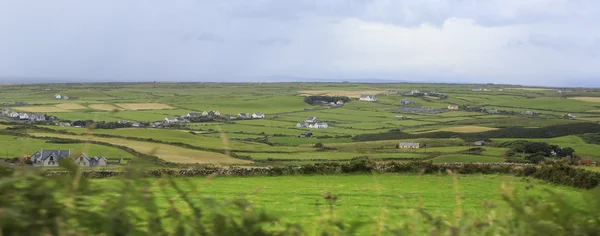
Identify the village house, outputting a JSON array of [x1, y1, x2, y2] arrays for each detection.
[[306, 116, 318, 123], [296, 121, 308, 128], [359, 94, 377, 102], [473, 140, 485, 146], [252, 112, 265, 119], [398, 142, 420, 149], [72, 154, 108, 167], [58, 121, 71, 127], [336, 100, 344, 105], [54, 94, 63, 99], [521, 110, 539, 116], [28, 114, 46, 122], [152, 121, 163, 128], [8, 111, 19, 118], [164, 117, 179, 123], [238, 113, 252, 119], [118, 120, 130, 124], [309, 122, 329, 129], [409, 90, 421, 95], [206, 110, 221, 116], [30, 149, 71, 167], [447, 105, 460, 110], [565, 113, 577, 119], [400, 99, 416, 105], [183, 113, 200, 118], [485, 109, 499, 114], [132, 122, 141, 127], [18, 113, 29, 120], [472, 88, 482, 92]]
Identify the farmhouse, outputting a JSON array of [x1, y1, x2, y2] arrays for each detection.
[[252, 112, 265, 119], [132, 122, 141, 127], [54, 94, 63, 99], [306, 116, 318, 123], [118, 120, 130, 124], [359, 94, 377, 102], [336, 100, 344, 105], [473, 140, 485, 146], [238, 113, 252, 119], [28, 114, 46, 122], [472, 88, 482, 92], [18, 113, 29, 120], [409, 90, 421, 95], [398, 142, 420, 149], [400, 99, 416, 105], [299, 132, 313, 138], [58, 122, 71, 127], [296, 121, 308, 128], [206, 110, 221, 116], [164, 117, 179, 123], [485, 109, 499, 114], [72, 154, 108, 167], [30, 149, 71, 167], [447, 105, 459, 110], [309, 122, 328, 129], [183, 113, 200, 118]]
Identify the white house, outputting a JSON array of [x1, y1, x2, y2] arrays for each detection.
[[409, 90, 421, 95], [183, 113, 200, 118], [54, 94, 63, 99], [359, 94, 377, 102], [296, 121, 308, 128], [164, 117, 179, 123], [72, 154, 108, 167], [18, 113, 29, 120], [309, 122, 328, 129], [252, 112, 265, 119], [132, 122, 141, 127], [238, 113, 252, 119], [306, 116, 318, 123], [30, 149, 71, 167]]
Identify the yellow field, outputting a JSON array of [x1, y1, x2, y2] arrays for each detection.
[[427, 126, 498, 133], [12, 106, 70, 112], [298, 90, 384, 98], [115, 103, 173, 110], [29, 132, 250, 164], [89, 104, 122, 111], [55, 103, 87, 109], [569, 97, 600, 102]]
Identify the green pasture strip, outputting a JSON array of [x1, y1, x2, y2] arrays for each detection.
[[0, 134, 135, 158], [432, 154, 504, 163]]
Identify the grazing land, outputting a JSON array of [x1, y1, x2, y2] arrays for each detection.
[[568, 97, 600, 102], [88, 104, 121, 111], [115, 103, 173, 110]]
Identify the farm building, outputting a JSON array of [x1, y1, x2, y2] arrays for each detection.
[[296, 121, 308, 128], [299, 132, 313, 138], [398, 142, 420, 149], [164, 117, 180, 123], [54, 94, 63, 99], [73, 154, 108, 167], [238, 113, 252, 119], [336, 100, 344, 105], [447, 105, 459, 110], [472, 88, 482, 92], [359, 94, 377, 102], [306, 116, 318, 123], [473, 140, 485, 146], [183, 113, 200, 118], [309, 122, 328, 129], [30, 149, 71, 167], [132, 122, 141, 127], [400, 99, 416, 105], [252, 113, 265, 119]]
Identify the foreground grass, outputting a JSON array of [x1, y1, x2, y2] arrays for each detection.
[[91, 174, 581, 227]]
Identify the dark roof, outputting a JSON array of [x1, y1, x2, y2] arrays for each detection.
[[31, 149, 71, 162]]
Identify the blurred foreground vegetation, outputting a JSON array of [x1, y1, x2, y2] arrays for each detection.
[[1, 160, 600, 235]]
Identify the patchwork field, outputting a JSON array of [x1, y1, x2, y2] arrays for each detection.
[[12, 106, 71, 112], [88, 104, 121, 111], [569, 97, 600, 102], [115, 103, 173, 110], [298, 90, 385, 98], [426, 125, 499, 133], [54, 103, 87, 109]]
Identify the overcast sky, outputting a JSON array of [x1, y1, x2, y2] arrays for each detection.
[[1, 0, 599, 86]]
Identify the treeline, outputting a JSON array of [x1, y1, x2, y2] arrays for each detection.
[[501, 140, 575, 163], [353, 122, 600, 142], [70, 120, 139, 129], [303, 95, 350, 105]]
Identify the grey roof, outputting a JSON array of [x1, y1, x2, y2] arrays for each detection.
[[253, 112, 264, 116], [306, 116, 317, 120], [399, 142, 420, 147], [239, 113, 251, 118], [360, 94, 375, 98], [31, 149, 71, 162]]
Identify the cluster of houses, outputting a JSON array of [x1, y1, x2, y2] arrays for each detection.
[[1, 108, 46, 122], [359, 94, 377, 102], [398, 107, 449, 114], [29, 149, 123, 167], [296, 116, 329, 129], [472, 88, 503, 92], [160, 111, 266, 126], [53, 94, 69, 100], [400, 99, 417, 105], [404, 90, 448, 98]]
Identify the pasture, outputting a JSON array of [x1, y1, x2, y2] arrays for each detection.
[[91, 174, 582, 226]]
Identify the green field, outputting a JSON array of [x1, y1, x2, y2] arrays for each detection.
[[432, 154, 505, 163], [91, 174, 582, 226]]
